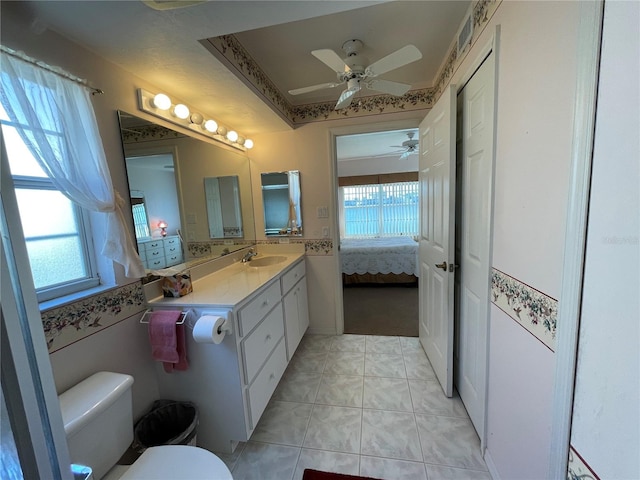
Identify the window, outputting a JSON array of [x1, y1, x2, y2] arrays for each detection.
[[341, 181, 419, 238], [1, 100, 99, 301]]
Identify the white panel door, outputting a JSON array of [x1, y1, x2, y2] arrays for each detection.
[[456, 52, 496, 440], [419, 86, 456, 397]]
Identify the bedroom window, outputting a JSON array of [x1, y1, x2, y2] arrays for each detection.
[[341, 181, 419, 238]]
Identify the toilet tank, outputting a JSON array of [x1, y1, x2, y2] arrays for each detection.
[[59, 372, 135, 480]]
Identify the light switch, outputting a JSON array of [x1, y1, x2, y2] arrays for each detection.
[[322, 227, 330, 238], [317, 206, 329, 218]]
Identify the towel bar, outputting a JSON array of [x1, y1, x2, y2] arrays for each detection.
[[139, 309, 188, 324]]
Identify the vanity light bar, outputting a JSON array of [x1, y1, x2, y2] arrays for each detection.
[[137, 88, 254, 151]]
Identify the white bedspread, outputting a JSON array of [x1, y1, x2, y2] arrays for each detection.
[[340, 237, 419, 276]]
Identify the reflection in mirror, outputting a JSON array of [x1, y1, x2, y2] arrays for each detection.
[[204, 176, 243, 239], [130, 190, 150, 240], [261, 170, 302, 236], [118, 111, 255, 269]]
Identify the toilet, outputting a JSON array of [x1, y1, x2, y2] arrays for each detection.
[[59, 371, 233, 480]]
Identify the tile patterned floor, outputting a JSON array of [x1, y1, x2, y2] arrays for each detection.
[[216, 334, 490, 480]]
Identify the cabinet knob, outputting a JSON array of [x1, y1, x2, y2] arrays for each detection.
[[269, 373, 275, 380], [262, 300, 269, 307], [265, 334, 272, 342]]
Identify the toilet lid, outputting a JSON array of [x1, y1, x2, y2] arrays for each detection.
[[119, 445, 233, 480]]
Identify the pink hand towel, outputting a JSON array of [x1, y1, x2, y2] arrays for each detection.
[[148, 311, 182, 369], [169, 324, 189, 373]]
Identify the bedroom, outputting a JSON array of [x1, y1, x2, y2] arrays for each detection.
[[336, 129, 420, 337]]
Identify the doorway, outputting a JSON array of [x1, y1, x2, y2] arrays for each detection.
[[335, 129, 421, 337]]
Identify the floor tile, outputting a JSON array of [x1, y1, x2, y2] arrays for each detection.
[[426, 464, 493, 480], [360, 455, 428, 480], [403, 351, 437, 380], [330, 334, 366, 352], [315, 374, 363, 407], [363, 377, 412, 412], [364, 353, 406, 378], [214, 441, 246, 472], [272, 371, 322, 403], [303, 405, 362, 454], [298, 335, 334, 353], [232, 441, 300, 480], [365, 335, 402, 354], [323, 351, 365, 376], [293, 449, 360, 480], [361, 410, 422, 461], [251, 401, 313, 446], [399, 336, 423, 353], [409, 380, 468, 417], [415, 414, 486, 471], [286, 350, 328, 374]]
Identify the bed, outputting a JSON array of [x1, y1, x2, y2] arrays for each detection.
[[340, 236, 419, 285]]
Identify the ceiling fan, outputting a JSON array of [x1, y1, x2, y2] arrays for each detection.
[[390, 131, 419, 159], [288, 39, 422, 110]]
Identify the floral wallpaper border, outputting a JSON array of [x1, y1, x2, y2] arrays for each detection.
[[568, 446, 600, 480], [203, 0, 499, 127], [256, 238, 333, 256], [491, 268, 558, 351], [42, 283, 146, 353], [121, 123, 185, 143]]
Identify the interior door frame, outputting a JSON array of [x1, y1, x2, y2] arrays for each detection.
[[329, 119, 423, 335]]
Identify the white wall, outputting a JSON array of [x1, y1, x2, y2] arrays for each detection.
[[337, 154, 418, 177], [570, 2, 640, 477]]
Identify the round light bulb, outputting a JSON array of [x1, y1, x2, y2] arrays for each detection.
[[173, 104, 190, 119], [226, 130, 238, 142], [204, 119, 218, 133], [152, 93, 171, 110], [217, 125, 227, 136], [244, 139, 254, 149], [237, 136, 245, 145], [190, 112, 203, 125]]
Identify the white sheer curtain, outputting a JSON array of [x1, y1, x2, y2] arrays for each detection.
[[0, 51, 145, 278]]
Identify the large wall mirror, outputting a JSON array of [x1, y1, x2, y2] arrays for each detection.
[[118, 111, 255, 267]]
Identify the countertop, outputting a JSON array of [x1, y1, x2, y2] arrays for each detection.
[[148, 251, 305, 308]]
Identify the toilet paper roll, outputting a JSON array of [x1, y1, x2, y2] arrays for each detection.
[[193, 315, 226, 344]]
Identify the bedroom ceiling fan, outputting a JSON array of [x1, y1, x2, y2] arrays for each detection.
[[288, 39, 422, 110], [390, 131, 419, 159]]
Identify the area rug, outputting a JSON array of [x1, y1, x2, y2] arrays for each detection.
[[302, 469, 383, 480]]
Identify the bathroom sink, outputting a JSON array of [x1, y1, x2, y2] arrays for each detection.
[[248, 255, 287, 267]]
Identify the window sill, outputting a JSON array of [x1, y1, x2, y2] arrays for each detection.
[[39, 284, 116, 312]]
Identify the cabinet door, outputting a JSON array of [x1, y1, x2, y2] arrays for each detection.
[[283, 277, 309, 360], [283, 286, 300, 361]]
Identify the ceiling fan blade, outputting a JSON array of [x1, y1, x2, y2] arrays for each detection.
[[334, 86, 358, 110], [366, 79, 411, 97], [312, 49, 351, 74], [288, 82, 341, 95], [365, 44, 422, 77]]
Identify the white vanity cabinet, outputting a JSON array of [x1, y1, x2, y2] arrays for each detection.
[[281, 260, 309, 360], [150, 254, 308, 455]]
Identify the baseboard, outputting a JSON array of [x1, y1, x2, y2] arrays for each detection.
[[484, 448, 500, 480], [306, 327, 337, 336]]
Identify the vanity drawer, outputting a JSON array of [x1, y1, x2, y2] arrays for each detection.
[[242, 304, 284, 384], [164, 243, 182, 256], [165, 253, 183, 266], [247, 338, 287, 430], [146, 257, 167, 270], [164, 236, 180, 247], [144, 240, 163, 251], [146, 246, 164, 260], [238, 281, 281, 336], [281, 260, 305, 294]]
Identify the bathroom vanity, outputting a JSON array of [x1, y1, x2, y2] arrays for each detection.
[[146, 251, 309, 453]]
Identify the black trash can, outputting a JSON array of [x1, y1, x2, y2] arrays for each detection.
[[133, 400, 198, 452]]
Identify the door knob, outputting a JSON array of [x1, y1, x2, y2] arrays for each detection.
[[435, 261, 448, 271]]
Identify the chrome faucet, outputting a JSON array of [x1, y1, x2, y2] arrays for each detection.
[[241, 248, 258, 263]]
